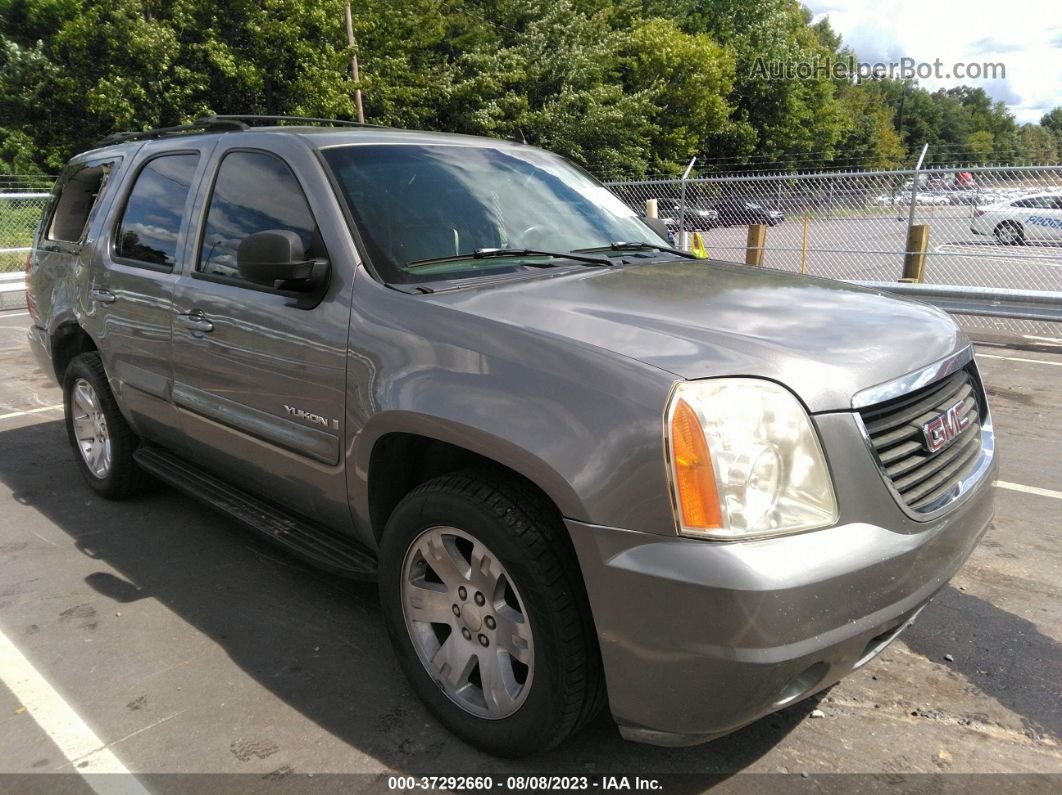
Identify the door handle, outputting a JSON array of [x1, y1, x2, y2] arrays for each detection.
[[177, 311, 214, 333], [90, 288, 117, 305]]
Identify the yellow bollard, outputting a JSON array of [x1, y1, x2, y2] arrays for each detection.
[[745, 224, 766, 266], [902, 224, 930, 283]]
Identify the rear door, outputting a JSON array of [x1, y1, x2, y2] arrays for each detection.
[[168, 136, 353, 529], [85, 140, 215, 445], [1011, 196, 1062, 242]]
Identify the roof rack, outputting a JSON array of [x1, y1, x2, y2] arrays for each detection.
[[93, 114, 380, 148], [94, 118, 246, 147], [207, 114, 384, 129]]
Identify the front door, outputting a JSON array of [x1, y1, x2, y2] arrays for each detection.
[[168, 139, 351, 529]]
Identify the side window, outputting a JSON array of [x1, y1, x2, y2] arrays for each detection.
[[46, 160, 119, 244], [116, 154, 199, 268], [197, 151, 320, 286]]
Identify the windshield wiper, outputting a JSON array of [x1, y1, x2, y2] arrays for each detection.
[[404, 247, 612, 270], [573, 241, 699, 260]]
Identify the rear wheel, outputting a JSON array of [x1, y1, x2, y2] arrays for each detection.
[[994, 221, 1024, 245], [62, 352, 147, 499], [378, 471, 604, 756]]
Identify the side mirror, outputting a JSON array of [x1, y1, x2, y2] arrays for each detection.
[[236, 230, 315, 285]]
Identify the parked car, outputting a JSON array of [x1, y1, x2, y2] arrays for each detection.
[[714, 198, 785, 226], [654, 197, 719, 231], [27, 116, 996, 756], [915, 192, 952, 206], [970, 192, 1062, 244], [886, 192, 952, 207]]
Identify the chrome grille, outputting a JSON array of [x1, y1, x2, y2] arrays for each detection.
[[858, 366, 985, 513]]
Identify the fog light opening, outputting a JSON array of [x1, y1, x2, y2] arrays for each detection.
[[773, 661, 830, 708]]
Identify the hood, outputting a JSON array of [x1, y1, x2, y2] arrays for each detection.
[[424, 260, 968, 413]]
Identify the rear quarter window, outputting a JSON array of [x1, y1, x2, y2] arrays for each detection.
[[45, 160, 120, 244]]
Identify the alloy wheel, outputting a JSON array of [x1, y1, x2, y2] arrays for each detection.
[[401, 526, 534, 719], [71, 378, 112, 478]]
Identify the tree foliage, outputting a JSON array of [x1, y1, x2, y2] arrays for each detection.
[[0, 0, 1057, 176]]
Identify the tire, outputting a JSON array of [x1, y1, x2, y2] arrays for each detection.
[[994, 221, 1024, 245], [62, 351, 147, 499], [378, 470, 605, 756]]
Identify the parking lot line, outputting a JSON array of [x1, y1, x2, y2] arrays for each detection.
[[979, 353, 1062, 367], [0, 311, 29, 317], [0, 404, 62, 421], [996, 480, 1062, 501], [0, 626, 149, 793]]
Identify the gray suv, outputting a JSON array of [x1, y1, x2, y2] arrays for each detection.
[[26, 116, 997, 757]]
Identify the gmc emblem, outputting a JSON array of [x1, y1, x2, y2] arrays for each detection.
[[922, 400, 972, 453]]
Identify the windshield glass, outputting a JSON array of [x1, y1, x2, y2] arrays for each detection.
[[322, 143, 665, 283]]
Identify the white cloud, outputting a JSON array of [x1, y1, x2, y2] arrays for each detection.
[[804, 0, 1062, 124]]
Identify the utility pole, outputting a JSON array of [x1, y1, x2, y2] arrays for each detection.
[[344, 2, 365, 124]]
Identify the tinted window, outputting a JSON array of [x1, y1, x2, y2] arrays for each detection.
[[1012, 197, 1053, 209], [198, 151, 319, 284], [116, 154, 199, 267]]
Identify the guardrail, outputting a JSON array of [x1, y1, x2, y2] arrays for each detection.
[[853, 282, 1062, 323], [0, 272, 25, 293]]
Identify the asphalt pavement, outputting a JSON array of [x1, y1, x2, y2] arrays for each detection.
[[0, 307, 1060, 793], [698, 208, 1062, 291]]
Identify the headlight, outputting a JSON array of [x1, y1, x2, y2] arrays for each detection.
[[664, 379, 838, 540]]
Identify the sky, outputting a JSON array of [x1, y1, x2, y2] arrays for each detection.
[[804, 1, 1061, 124]]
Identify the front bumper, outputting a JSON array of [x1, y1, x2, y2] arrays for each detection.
[[568, 412, 997, 746]]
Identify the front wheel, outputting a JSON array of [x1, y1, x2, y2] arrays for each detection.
[[378, 471, 605, 756]]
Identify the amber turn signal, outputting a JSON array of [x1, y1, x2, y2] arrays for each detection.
[[670, 398, 723, 529]]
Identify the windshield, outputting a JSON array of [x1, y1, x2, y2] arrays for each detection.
[[322, 143, 665, 283]]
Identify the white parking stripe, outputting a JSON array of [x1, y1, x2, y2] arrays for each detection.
[[0, 404, 63, 421], [996, 481, 1062, 501], [0, 627, 150, 793], [0, 311, 30, 317], [978, 353, 1062, 367]]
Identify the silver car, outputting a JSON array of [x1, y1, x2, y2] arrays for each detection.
[[26, 116, 996, 756]]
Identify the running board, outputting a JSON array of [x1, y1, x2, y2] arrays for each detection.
[[133, 446, 378, 580]]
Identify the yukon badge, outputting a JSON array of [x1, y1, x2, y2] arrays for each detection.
[[283, 404, 338, 430], [921, 400, 972, 453]]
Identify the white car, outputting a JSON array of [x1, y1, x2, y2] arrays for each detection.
[[874, 192, 950, 207], [970, 192, 1062, 244]]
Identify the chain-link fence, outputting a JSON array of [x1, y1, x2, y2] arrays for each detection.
[[1, 178, 53, 309], [1, 181, 52, 272], [605, 164, 1062, 336]]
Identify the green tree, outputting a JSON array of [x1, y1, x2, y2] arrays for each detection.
[[966, 130, 994, 164], [1041, 107, 1062, 155], [834, 81, 906, 168], [1017, 124, 1058, 164], [619, 17, 734, 173]]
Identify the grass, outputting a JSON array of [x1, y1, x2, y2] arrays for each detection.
[[0, 201, 48, 272]]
